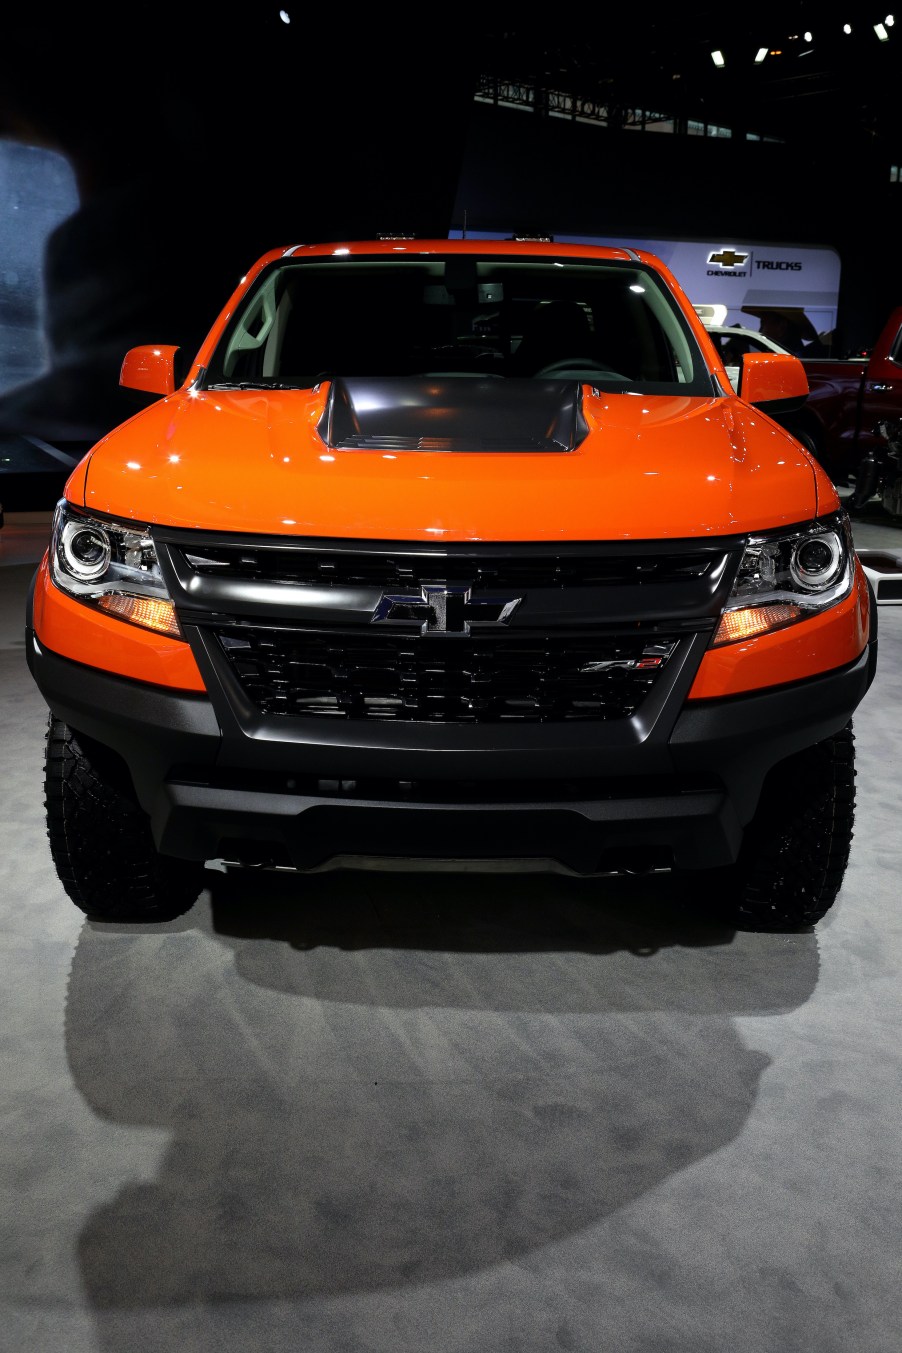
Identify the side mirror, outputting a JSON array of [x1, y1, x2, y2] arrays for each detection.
[[738, 351, 808, 414], [119, 345, 181, 396]]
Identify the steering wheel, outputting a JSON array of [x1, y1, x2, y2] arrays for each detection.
[[533, 357, 628, 380]]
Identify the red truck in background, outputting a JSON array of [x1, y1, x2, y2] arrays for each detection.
[[786, 306, 902, 492]]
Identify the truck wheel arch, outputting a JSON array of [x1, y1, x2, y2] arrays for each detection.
[[790, 420, 822, 458]]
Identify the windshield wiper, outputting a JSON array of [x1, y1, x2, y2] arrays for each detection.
[[205, 381, 306, 391]]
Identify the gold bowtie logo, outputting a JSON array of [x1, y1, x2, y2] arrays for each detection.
[[708, 249, 749, 267]]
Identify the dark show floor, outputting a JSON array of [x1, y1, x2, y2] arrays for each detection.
[[2, 513, 901, 1353]]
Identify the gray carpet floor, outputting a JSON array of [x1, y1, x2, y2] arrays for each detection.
[[1, 511, 901, 1353]]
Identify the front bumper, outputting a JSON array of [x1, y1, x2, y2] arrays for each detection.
[[25, 610, 876, 875]]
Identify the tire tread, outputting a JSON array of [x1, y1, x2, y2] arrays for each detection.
[[722, 722, 857, 932], [44, 716, 203, 922]]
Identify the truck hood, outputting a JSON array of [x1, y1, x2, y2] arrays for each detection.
[[78, 379, 823, 540]]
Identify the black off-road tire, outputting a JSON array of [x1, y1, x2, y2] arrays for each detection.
[[701, 722, 857, 932], [44, 716, 205, 922]]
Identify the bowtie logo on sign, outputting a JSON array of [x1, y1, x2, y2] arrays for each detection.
[[708, 249, 749, 268], [706, 247, 751, 277]]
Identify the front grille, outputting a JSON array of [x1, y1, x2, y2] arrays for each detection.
[[183, 544, 718, 589], [214, 627, 679, 722]]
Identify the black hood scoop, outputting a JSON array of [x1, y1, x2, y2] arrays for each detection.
[[317, 376, 589, 453]]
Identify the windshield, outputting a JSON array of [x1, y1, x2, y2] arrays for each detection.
[[204, 254, 716, 397]]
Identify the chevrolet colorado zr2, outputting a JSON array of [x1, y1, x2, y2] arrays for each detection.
[[25, 238, 878, 931]]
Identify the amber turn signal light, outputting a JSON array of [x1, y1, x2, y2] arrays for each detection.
[[96, 594, 182, 637], [713, 602, 801, 646]]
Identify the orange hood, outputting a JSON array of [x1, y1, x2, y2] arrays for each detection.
[[76, 383, 827, 541]]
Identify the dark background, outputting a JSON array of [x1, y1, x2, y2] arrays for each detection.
[[2, 4, 901, 506]]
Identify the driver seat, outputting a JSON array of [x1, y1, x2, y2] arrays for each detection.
[[512, 299, 595, 375]]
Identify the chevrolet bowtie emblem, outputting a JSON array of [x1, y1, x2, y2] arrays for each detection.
[[372, 584, 522, 635], [708, 249, 749, 267]]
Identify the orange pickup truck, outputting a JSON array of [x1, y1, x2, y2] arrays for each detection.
[[25, 238, 878, 931]]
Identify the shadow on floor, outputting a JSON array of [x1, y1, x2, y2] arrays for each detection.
[[62, 866, 819, 1310]]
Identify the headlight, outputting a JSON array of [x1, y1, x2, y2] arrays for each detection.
[[49, 500, 182, 638], [713, 512, 854, 647]]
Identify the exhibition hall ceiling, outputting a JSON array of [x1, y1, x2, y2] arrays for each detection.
[[480, 7, 902, 149], [1, 6, 899, 161]]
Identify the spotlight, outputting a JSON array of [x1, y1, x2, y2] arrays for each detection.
[[875, 22, 890, 38], [711, 50, 726, 66], [843, 22, 852, 33], [755, 47, 768, 62], [804, 30, 813, 40]]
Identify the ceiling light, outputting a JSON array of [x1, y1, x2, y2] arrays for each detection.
[[279, 8, 291, 21], [875, 21, 890, 38], [804, 30, 813, 40], [755, 47, 768, 62], [843, 23, 852, 33], [886, 14, 895, 25], [711, 50, 726, 67]]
